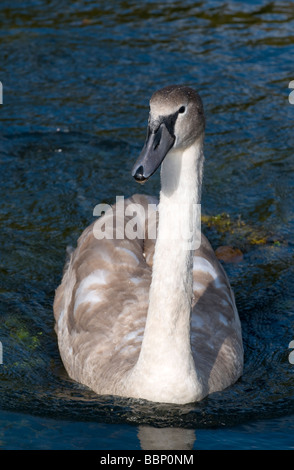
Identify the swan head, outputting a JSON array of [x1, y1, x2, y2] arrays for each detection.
[[132, 85, 205, 183]]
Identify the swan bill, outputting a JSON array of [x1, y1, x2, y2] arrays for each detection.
[[132, 119, 175, 183]]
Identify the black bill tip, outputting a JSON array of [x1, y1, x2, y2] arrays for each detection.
[[133, 165, 148, 183]]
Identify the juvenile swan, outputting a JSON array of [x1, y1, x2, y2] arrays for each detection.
[[54, 85, 243, 404]]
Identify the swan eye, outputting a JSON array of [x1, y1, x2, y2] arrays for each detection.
[[178, 106, 186, 114]]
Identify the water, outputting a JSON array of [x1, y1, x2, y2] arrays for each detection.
[[0, 0, 294, 450]]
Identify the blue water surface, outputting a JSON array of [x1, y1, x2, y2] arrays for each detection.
[[0, 0, 294, 450]]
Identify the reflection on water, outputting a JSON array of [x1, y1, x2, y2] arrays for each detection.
[[0, 0, 294, 449], [138, 426, 196, 450]]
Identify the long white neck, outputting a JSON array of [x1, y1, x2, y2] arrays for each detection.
[[130, 138, 205, 404]]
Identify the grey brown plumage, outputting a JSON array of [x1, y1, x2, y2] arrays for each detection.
[[54, 85, 243, 404]]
